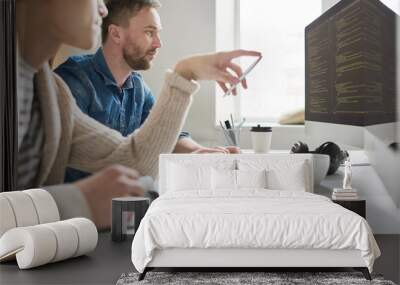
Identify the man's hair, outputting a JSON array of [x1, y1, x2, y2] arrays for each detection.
[[102, 0, 161, 44]]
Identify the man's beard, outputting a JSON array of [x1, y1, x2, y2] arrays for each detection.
[[122, 44, 153, 70]]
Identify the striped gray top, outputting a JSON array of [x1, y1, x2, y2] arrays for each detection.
[[17, 58, 44, 190]]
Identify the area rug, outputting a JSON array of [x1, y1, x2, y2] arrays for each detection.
[[116, 271, 396, 285]]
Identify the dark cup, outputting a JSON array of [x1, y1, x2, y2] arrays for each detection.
[[111, 197, 149, 242]]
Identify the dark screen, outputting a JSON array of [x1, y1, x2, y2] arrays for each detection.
[[305, 0, 397, 126]]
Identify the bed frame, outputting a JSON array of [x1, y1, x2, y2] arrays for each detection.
[[137, 154, 372, 281], [138, 248, 371, 280]]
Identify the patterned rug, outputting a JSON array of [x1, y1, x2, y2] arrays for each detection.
[[116, 271, 396, 285]]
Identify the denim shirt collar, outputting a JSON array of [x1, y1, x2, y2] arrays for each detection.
[[92, 48, 134, 90]]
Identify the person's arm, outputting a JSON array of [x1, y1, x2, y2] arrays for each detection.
[[173, 137, 203, 153], [141, 84, 198, 154], [60, 50, 260, 178], [44, 165, 144, 229], [57, 70, 198, 178], [49, 50, 259, 229], [173, 137, 241, 154], [44, 184, 92, 220]]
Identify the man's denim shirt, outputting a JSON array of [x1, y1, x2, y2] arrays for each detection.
[[55, 48, 189, 183]]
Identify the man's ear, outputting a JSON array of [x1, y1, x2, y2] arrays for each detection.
[[108, 24, 124, 45]]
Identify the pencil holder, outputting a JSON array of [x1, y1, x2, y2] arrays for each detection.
[[220, 127, 241, 147]]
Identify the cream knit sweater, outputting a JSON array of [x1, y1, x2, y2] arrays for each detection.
[[36, 63, 198, 185], [33, 63, 199, 219]]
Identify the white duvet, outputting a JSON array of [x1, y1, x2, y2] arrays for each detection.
[[131, 190, 380, 273]]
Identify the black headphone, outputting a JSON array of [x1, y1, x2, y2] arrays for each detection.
[[291, 141, 349, 175]]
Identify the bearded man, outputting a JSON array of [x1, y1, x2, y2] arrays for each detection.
[[55, 0, 239, 184]]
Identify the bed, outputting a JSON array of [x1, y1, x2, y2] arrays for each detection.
[[131, 154, 380, 281]]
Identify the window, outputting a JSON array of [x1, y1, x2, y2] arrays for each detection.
[[216, 0, 322, 124]]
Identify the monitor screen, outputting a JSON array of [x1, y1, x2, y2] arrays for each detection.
[[305, 0, 400, 207], [304, 0, 398, 149], [305, 0, 397, 127]]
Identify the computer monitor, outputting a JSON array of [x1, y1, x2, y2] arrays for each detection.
[[304, 0, 397, 149], [305, 0, 399, 207]]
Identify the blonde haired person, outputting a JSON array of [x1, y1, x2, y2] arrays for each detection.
[[16, 0, 261, 228]]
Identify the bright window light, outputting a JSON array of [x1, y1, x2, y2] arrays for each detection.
[[216, 0, 322, 124], [239, 0, 322, 123]]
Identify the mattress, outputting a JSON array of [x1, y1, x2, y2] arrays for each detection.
[[131, 190, 380, 273]]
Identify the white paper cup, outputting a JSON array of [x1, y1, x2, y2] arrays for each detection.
[[250, 125, 272, 153]]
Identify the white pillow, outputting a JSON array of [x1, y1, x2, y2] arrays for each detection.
[[211, 169, 268, 190], [167, 162, 212, 192], [236, 169, 267, 189], [211, 168, 236, 190], [238, 158, 312, 192], [266, 161, 309, 191]]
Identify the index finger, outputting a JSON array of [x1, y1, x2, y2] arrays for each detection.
[[227, 49, 262, 60]]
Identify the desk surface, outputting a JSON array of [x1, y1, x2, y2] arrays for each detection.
[[0, 232, 133, 285]]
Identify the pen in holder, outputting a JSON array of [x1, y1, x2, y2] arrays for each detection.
[[219, 120, 241, 147]]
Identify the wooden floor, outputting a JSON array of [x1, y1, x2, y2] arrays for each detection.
[[373, 235, 400, 284]]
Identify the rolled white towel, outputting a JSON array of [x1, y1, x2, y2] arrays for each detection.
[[65, 218, 98, 257], [42, 221, 79, 262], [23, 189, 60, 224], [0, 225, 57, 269], [0, 196, 17, 237], [0, 189, 60, 238], [0, 218, 97, 269], [0, 191, 39, 227]]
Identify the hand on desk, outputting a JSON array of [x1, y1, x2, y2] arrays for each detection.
[[74, 165, 144, 229]]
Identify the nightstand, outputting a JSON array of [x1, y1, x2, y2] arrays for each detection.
[[332, 199, 366, 218]]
